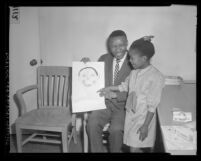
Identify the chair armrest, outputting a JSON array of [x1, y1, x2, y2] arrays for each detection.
[[16, 84, 38, 116]]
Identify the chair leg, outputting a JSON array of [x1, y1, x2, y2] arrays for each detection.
[[61, 129, 68, 153], [16, 125, 22, 153], [83, 114, 88, 153]]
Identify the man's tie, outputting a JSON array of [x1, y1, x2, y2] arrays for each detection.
[[113, 59, 120, 84]]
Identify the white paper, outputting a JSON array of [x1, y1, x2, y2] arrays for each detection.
[[165, 76, 183, 85], [173, 111, 192, 122], [161, 125, 197, 150], [72, 62, 106, 113], [183, 121, 196, 130]]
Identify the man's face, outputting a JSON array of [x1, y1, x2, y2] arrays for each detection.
[[108, 36, 128, 60]]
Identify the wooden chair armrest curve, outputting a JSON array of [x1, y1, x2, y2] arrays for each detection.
[[16, 85, 38, 116]]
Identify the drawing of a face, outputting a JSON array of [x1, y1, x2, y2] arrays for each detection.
[[78, 67, 99, 87]]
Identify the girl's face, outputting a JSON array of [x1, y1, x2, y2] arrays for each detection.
[[129, 49, 147, 69]]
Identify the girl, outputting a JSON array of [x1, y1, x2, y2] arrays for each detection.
[[98, 36, 165, 153]]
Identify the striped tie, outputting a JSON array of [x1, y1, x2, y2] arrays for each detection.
[[113, 59, 120, 84]]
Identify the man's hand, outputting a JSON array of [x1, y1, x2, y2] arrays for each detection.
[[143, 35, 154, 42], [137, 124, 149, 142], [81, 57, 91, 63]]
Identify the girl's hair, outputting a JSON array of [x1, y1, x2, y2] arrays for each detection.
[[129, 37, 155, 60]]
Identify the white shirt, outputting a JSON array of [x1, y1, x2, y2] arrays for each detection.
[[112, 52, 128, 84]]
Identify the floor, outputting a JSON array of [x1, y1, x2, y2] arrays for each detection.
[[10, 133, 83, 153], [9, 113, 165, 153], [10, 133, 131, 153], [10, 130, 164, 153]]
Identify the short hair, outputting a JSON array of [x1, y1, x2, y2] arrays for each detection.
[[129, 38, 155, 60], [108, 30, 127, 40]]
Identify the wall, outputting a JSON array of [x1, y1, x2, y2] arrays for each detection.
[[9, 5, 196, 133], [9, 7, 40, 133], [39, 5, 196, 80]]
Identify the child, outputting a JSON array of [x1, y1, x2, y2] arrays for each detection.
[[98, 36, 165, 153]]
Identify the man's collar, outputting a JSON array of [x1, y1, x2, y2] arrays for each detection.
[[114, 51, 128, 62]]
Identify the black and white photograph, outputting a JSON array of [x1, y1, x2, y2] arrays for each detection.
[[7, 5, 196, 155]]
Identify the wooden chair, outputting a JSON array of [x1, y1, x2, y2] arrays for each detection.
[[15, 66, 77, 153]]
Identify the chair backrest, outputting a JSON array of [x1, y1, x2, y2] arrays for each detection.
[[37, 66, 72, 109]]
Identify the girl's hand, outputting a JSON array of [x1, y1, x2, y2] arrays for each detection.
[[137, 124, 149, 142], [97, 87, 111, 94], [97, 87, 117, 99]]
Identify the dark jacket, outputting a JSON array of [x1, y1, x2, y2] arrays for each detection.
[[98, 53, 132, 110]]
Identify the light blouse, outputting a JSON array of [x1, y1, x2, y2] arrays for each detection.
[[118, 65, 165, 147]]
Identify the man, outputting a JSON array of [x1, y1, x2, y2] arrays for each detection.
[[83, 30, 132, 152]]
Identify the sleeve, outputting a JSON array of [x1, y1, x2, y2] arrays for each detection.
[[116, 91, 128, 102], [118, 74, 131, 92], [146, 74, 165, 113], [98, 55, 104, 62]]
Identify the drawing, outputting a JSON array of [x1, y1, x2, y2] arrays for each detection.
[[161, 125, 196, 151], [72, 62, 106, 113], [78, 67, 99, 87]]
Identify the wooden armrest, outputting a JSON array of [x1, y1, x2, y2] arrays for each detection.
[[16, 85, 38, 116]]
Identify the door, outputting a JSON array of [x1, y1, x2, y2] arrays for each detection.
[[9, 7, 42, 134]]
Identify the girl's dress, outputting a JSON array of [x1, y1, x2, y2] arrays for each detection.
[[118, 65, 165, 148]]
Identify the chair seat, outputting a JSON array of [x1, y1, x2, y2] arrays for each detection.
[[16, 107, 72, 127]]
